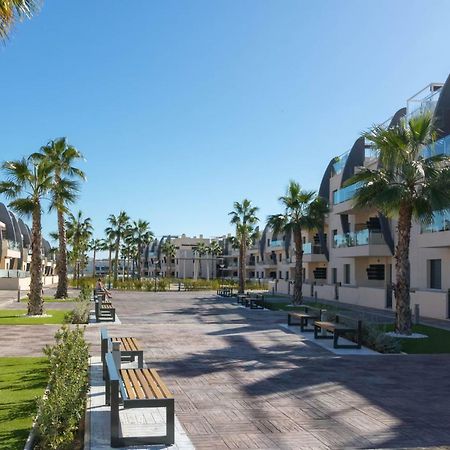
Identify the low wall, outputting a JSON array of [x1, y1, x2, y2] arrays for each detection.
[[302, 283, 313, 297], [0, 276, 58, 291], [314, 284, 336, 301], [409, 290, 448, 320]]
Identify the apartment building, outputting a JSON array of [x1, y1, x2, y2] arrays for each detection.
[[221, 75, 450, 320], [0, 201, 56, 287], [142, 234, 218, 279]]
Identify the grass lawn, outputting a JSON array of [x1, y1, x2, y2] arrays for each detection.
[[0, 357, 48, 450], [20, 296, 76, 303], [0, 310, 66, 325], [383, 324, 450, 354]]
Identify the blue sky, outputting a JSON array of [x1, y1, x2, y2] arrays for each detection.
[[1, 0, 449, 243]]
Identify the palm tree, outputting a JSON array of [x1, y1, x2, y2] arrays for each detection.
[[208, 240, 222, 280], [34, 138, 85, 299], [267, 181, 328, 305], [229, 199, 259, 293], [107, 211, 130, 282], [350, 113, 450, 334], [0, 156, 53, 315], [161, 240, 176, 278], [104, 227, 116, 285], [66, 211, 93, 283], [89, 238, 103, 278], [194, 242, 208, 279], [130, 220, 153, 280], [0, 0, 40, 40]]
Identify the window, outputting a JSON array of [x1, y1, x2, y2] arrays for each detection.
[[278, 253, 282, 262], [332, 268, 337, 284], [344, 264, 350, 284], [285, 271, 289, 280], [302, 268, 306, 281], [267, 239, 270, 246], [256, 256, 259, 263], [279, 271, 282, 279], [428, 259, 442, 289]]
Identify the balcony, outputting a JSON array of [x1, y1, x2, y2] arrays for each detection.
[[269, 240, 284, 248], [418, 209, 450, 247], [1, 240, 21, 259], [421, 134, 450, 158], [332, 151, 349, 176], [332, 229, 391, 257], [332, 182, 363, 214], [303, 242, 326, 263]]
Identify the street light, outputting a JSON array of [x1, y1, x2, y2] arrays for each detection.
[[219, 263, 225, 287]]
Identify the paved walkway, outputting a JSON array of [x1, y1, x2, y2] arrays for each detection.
[[2, 290, 450, 449]]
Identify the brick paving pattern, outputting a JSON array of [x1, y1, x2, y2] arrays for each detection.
[[1, 289, 450, 448]]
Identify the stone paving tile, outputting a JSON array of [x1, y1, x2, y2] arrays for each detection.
[[2, 289, 450, 449]]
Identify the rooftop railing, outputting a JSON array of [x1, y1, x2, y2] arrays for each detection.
[[332, 151, 349, 175], [333, 229, 385, 248], [0, 269, 30, 278]]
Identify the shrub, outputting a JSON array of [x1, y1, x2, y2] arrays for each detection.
[[36, 326, 89, 450], [361, 324, 401, 353], [64, 302, 90, 324]]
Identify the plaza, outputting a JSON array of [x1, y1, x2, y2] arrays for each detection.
[[1, 289, 449, 449]]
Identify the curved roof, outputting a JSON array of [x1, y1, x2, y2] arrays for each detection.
[[0, 202, 19, 243], [433, 73, 450, 139], [18, 219, 31, 247]]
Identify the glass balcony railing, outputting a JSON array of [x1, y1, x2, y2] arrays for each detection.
[[333, 182, 363, 205], [303, 243, 323, 254], [332, 152, 349, 175], [421, 134, 450, 159], [269, 240, 284, 248], [421, 210, 450, 233], [7, 240, 21, 251], [406, 85, 442, 122], [333, 229, 385, 248], [0, 269, 30, 278]]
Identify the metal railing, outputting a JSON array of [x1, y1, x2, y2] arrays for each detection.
[[0, 269, 30, 278]]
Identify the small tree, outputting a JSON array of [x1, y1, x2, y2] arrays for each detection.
[[350, 113, 450, 334], [161, 240, 176, 278], [229, 199, 259, 293], [194, 242, 208, 279], [107, 211, 130, 282]]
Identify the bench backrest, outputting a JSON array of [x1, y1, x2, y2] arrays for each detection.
[[101, 327, 109, 342], [105, 352, 127, 400]]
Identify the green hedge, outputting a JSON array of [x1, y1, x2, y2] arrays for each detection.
[[36, 326, 89, 449]]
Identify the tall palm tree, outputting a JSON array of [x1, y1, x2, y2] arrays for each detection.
[[0, 0, 40, 40], [0, 156, 53, 315], [209, 240, 223, 279], [267, 181, 328, 305], [229, 199, 259, 293], [34, 138, 85, 299], [130, 220, 153, 280], [104, 227, 116, 285], [66, 211, 92, 283], [161, 240, 176, 278], [107, 211, 129, 282], [350, 113, 450, 334], [89, 238, 103, 278], [194, 242, 208, 279]]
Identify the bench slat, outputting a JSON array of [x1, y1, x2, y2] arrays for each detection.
[[142, 369, 167, 399], [128, 369, 147, 400], [120, 369, 136, 400], [129, 338, 139, 352], [134, 369, 155, 399], [148, 368, 172, 399]]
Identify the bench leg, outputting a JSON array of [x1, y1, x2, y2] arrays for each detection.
[[110, 380, 121, 447], [138, 352, 144, 368], [288, 314, 292, 326], [333, 332, 339, 349], [166, 398, 175, 445]]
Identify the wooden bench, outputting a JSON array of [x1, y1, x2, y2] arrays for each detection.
[[287, 306, 324, 332], [105, 347, 175, 447], [95, 299, 116, 322], [236, 294, 248, 305], [245, 293, 265, 309], [217, 287, 233, 297], [101, 328, 144, 378], [314, 314, 362, 349]]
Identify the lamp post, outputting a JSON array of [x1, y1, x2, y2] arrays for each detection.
[[219, 264, 225, 287]]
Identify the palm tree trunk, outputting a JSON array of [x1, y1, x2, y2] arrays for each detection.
[[28, 203, 44, 315], [199, 257, 202, 278], [55, 207, 68, 299], [114, 239, 119, 282], [92, 248, 97, 278], [293, 228, 303, 305], [394, 204, 413, 334], [137, 243, 142, 280], [238, 242, 245, 293], [206, 255, 210, 281], [108, 247, 112, 283]]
